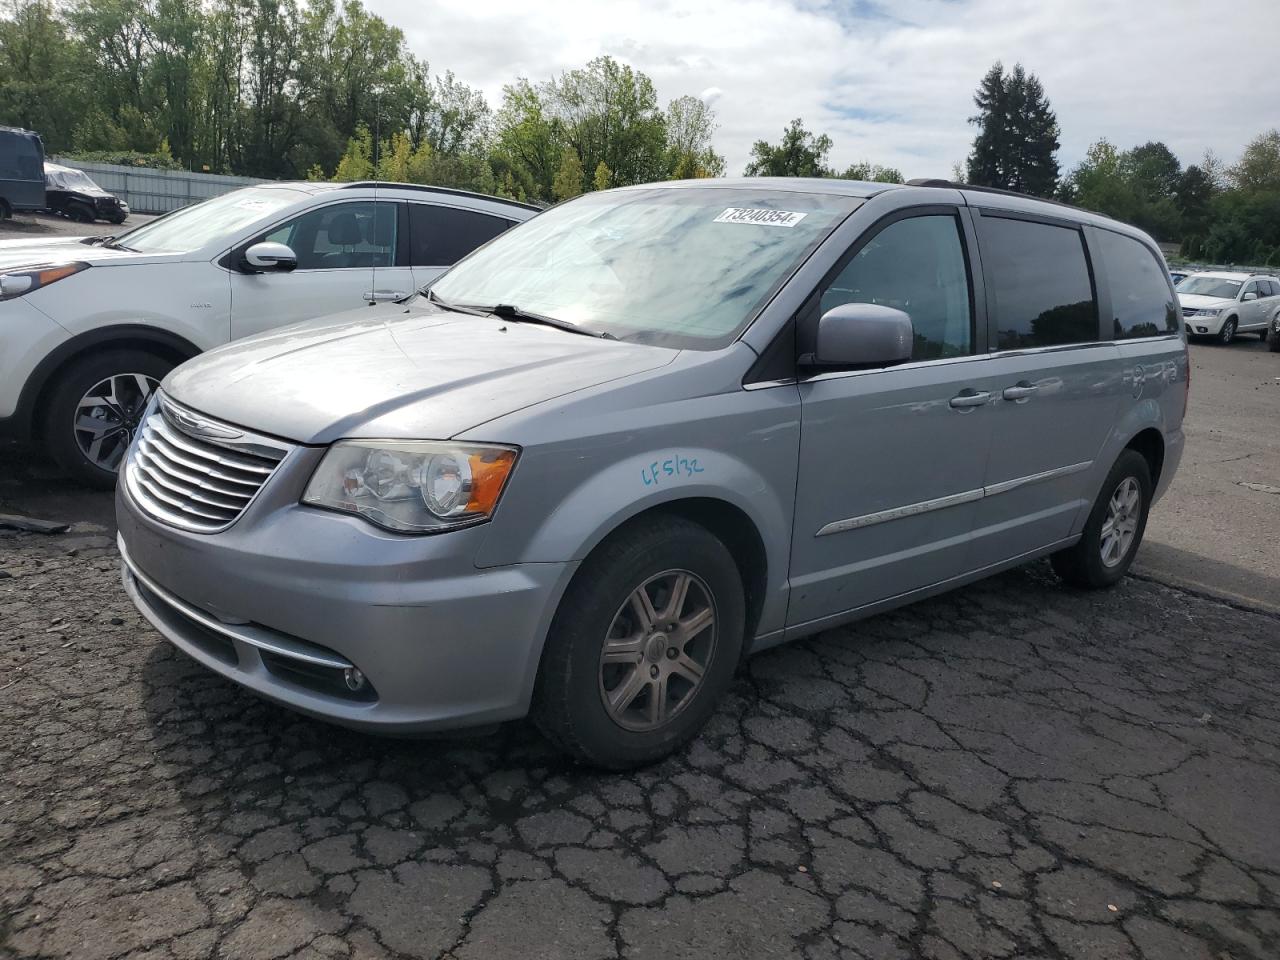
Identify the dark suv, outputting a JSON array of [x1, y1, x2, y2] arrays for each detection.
[[44, 163, 129, 224]]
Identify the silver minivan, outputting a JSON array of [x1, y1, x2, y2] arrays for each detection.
[[116, 178, 1187, 769]]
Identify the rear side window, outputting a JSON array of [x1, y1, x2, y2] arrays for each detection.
[[980, 216, 1098, 350], [1095, 230, 1177, 338], [820, 214, 974, 360], [0, 133, 42, 180], [409, 204, 515, 267]]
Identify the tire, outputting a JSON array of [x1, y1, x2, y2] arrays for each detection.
[[533, 516, 746, 770], [41, 349, 172, 489], [109, 212, 127, 225], [1260, 329, 1271, 342], [1051, 450, 1152, 590], [1269, 328, 1280, 353], [0, 199, 11, 220], [66, 201, 96, 223], [1218, 317, 1237, 344]]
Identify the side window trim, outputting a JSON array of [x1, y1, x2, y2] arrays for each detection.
[[974, 208, 1105, 351], [804, 204, 981, 365]]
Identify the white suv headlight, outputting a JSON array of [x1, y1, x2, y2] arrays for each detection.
[[303, 440, 518, 533]]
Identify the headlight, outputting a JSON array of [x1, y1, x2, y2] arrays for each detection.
[[0, 261, 89, 301], [302, 440, 518, 533], [1197, 307, 1220, 317]]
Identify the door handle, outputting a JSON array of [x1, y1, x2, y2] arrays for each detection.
[[1002, 381, 1039, 402], [364, 290, 407, 302], [949, 390, 992, 409]]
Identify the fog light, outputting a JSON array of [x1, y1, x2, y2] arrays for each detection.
[[343, 667, 367, 692], [1197, 326, 1207, 333]]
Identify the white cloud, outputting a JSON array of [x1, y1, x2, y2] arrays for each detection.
[[369, 0, 1279, 178]]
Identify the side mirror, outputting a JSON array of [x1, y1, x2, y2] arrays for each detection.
[[244, 241, 297, 272], [1242, 291, 1258, 301], [809, 302, 913, 369]]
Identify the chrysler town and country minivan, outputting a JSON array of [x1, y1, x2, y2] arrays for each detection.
[[116, 178, 1187, 769]]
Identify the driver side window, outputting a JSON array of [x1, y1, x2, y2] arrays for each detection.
[[820, 214, 974, 361], [1242, 281, 1258, 300], [256, 201, 399, 271]]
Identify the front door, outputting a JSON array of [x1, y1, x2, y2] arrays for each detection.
[[788, 209, 998, 629], [228, 200, 409, 340]]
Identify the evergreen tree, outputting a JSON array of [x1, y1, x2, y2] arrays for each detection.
[[966, 62, 1059, 197], [592, 160, 611, 191], [552, 146, 584, 201]]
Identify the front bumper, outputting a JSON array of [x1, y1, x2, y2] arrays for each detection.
[[117, 470, 576, 734], [1182, 312, 1225, 335]]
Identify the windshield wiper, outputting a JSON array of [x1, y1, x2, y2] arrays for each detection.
[[424, 288, 489, 316], [102, 239, 138, 252], [489, 303, 615, 339]]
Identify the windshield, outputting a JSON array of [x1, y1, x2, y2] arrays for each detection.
[[47, 169, 102, 191], [113, 186, 305, 253], [429, 187, 859, 348], [1177, 276, 1242, 299]]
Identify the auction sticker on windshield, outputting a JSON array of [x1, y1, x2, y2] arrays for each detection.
[[714, 207, 808, 227]]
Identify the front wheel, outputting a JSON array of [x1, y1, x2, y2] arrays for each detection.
[[533, 516, 746, 769], [1269, 327, 1280, 353], [1051, 450, 1152, 589], [1218, 318, 1237, 344], [66, 201, 96, 223], [42, 349, 172, 488]]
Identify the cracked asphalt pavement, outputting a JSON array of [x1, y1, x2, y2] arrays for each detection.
[[2, 341, 1279, 959], [3, 525, 1279, 959]]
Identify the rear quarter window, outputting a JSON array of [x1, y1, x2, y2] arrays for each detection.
[[409, 204, 516, 267], [1095, 230, 1178, 338], [979, 215, 1099, 350]]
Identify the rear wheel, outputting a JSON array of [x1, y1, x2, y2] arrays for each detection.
[[1218, 317, 1237, 344], [42, 349, 171, 488], [533, 516, 745, 769], [66, 201, 95, 223], [1051, 450, 1152, 589]]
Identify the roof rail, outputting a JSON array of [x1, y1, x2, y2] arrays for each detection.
[[337, 181, 542, 212], [905, 178, 1104, 219]]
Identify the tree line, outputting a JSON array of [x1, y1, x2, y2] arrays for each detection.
[[1, 0, 1276, 258]]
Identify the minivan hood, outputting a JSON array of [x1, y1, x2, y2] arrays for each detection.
[[164, 303, 679, 444], [1177, 293, 1234, 310]]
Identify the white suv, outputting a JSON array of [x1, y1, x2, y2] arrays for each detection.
[[0, 181, 536, 484], [1177, 271, 1280, 344]]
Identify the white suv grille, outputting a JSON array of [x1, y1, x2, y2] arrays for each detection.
[[124, 395, 292, 533]]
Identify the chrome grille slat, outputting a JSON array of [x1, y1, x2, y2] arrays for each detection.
[[124, 393, 293, 534], [136, 442, 258, 498], [133, 450, 250, 512], [143, 434, 264, 489], [148, 416, 278, 474]]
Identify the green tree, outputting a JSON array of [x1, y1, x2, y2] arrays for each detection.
[[552, 145, 584, 200], [1230, 129, 1280, 193], [665, 94, 725, 179], [744, 118, 832, 177], [0, 0, 81, 151], [966, 62, 1059, 197], [838, 160, 903, 183], [592, 159, 610, 191], [491, 79, 564, 202], [1175, 164, 1215, 237]]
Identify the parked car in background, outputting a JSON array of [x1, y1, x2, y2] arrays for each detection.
[[1177, 271, 1280, 343], [116, 178, 1186, 769], [0, 181, 537, 485], [44, 162, 129, 224], [0, 126, 46, 220]]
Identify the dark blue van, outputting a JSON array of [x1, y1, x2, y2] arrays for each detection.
[[0, 126, 46, 219]]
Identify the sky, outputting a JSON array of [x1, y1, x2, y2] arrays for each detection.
[[368, 0, 1279, 179]]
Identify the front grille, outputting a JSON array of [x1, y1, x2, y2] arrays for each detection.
[[125, 395, 291, 533]]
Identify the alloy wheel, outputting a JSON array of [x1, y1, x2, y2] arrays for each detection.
[[1099, 476, 1141, 568], [73, 373, 158, 472], [1220, 319, 1236, 344], [598, 569, 717, 732]]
